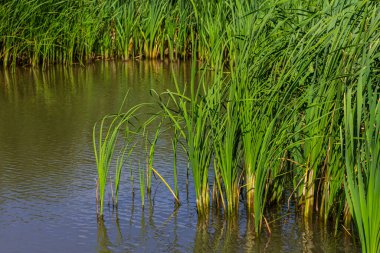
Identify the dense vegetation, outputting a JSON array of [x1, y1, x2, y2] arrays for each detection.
[[1, 0, 226, 66], [92, 1, 379, 252], [2, 0, 378, 251]]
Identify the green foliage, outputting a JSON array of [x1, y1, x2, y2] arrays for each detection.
[[157, 58, 213, 216], [93, 103, 144, 218], [85, 1, 380, 250], [146, 122, 161, 194], [139, 163, 145, 209], [343, 45, 380, 253]]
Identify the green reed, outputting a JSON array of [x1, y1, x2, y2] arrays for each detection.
[[85, 1, 380, 250], [93, 115, 119, 218], [93, 103, 144, 218], [0, 0, 196, 66], [212, 104, 241, 217], [172, 129, 179, 202], [343, 45, 380, 253], [210, 80, 241, 217], [139, 162, 145, 209], [157, 58, 213, 216], [146, 123, 161, 194], [113, 144, 134, 208]]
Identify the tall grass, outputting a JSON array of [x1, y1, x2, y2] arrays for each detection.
[[172, 129, 179, 203], [113, 144, 134, 207], [93, 103, 144, 218], [342, 44, 380, 253], [139, 162, 145, 209], [0, 0, 197, 66], [84, 0, 380, 250], [146, 123, 161, 194], [212, 101, 241, 217], [158, 60, 213, 216]]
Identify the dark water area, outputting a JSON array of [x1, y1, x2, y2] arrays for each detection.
[[0, 62, 358, 252]]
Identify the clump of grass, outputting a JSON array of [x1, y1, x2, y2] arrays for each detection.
[[93, 103, 144, 219], [90, 2, 380, 251], [93, 114, 120, 219], [213, 111, 241, 217], [342, 59, 380, 253], [211, 82, 241, 217], [157, 58, 213, 216]]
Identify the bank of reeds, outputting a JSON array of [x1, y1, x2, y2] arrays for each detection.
[[84, 0, 379, 250], [0, 0, 194, 66]]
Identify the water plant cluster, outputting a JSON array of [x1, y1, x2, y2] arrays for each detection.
[[9, 0, 376, 251], [92, 2, 379, 252], [1, 0, 232, 67]]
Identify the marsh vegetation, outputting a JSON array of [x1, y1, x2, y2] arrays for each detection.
[[1, 0, 379, 252], [90, 1, 379, 252]]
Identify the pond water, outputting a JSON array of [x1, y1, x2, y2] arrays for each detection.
[[0, 62, 358, 252]]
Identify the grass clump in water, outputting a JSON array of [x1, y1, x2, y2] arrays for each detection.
[[90, 1, 380, 251]]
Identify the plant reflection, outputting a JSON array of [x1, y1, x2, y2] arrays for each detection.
[[97, 220, 112, 253]]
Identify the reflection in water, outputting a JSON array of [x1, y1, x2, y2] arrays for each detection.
[[223, 219, 241, 253], [245, 216, 257, 252], [97, 220, 112, 253], [302, 218, 315, 252], [0, 61, 190, 200], [193, 213, 241, 253], [194, 218, 211, 252], [0, 62, 359, 253], [170, 207, 180, 251], [114, 216, 124, 247]]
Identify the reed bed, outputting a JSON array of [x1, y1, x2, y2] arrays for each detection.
[[0, 0, 194, 66], [78, 0, 379, 251]]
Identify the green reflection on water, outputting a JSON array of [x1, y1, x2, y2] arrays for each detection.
[[0, 61, 190, 199]]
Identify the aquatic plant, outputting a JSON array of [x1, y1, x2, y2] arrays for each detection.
[[146, 123, 161, 194], [343, 50, 380, 253], [158, 58, 213, 216], [93, 115, 120, 218], [172, 129, 179, 202], [151, 167, 180, 204], [93, 103, 144, 218], [211, 86, 241, 217], [139, 162, 145, 209], [86, 1, 380, 251], [113, 143, 134, 207]]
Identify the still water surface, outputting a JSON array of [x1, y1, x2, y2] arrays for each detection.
[[0, 62, 358, 252]]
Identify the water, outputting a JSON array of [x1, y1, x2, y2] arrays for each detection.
[[0, 62, 358, 252]]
